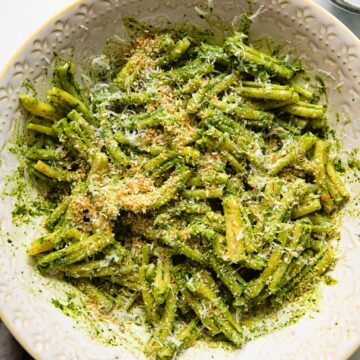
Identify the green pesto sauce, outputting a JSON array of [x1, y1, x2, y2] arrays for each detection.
[[22, 78, 37, 97], [50, 287, 147, 352], [348, 148, 360, 172], [3, 132, 55, 223], [49, 284, 325, 354], [241, 289, 320, 338]]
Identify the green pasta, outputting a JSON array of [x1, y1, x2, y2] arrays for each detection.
[[19, 94, 61, 121], [17, 21, 348, 360]]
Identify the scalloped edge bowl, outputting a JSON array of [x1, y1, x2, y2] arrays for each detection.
[[1, 1, 360, 359]]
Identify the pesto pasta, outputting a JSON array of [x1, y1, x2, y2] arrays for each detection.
[[18, 23, 348, 359]]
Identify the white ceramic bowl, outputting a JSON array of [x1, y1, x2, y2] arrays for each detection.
[[1, 1, 360, 359]]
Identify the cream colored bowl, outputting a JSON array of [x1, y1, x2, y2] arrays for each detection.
[[1, 0, 360, 359]]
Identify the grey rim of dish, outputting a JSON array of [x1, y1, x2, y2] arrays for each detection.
[[330, 0, 360, 13]]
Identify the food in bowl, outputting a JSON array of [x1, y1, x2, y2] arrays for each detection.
[[14, 17, 349, 359]]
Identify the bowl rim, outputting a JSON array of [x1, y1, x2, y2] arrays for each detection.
[[0, 0, 360, 359]]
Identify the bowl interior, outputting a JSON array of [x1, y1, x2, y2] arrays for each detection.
[[1, 1, 360, 359]]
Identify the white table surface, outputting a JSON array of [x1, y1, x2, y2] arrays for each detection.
[[0, 0, 359, 359]]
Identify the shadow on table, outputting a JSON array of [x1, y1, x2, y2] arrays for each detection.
[[329, 3, 360, 37]]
